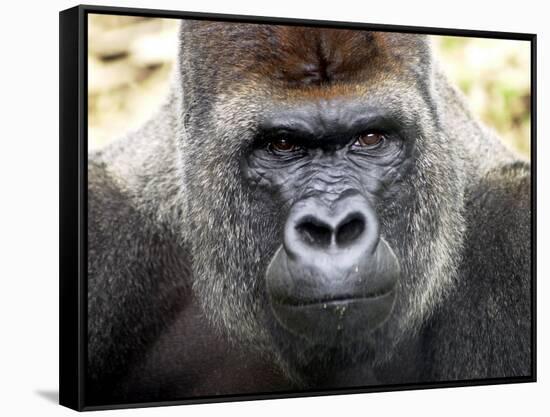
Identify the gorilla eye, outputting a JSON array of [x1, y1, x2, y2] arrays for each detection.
[[353, 132, 385, 148], [269, 138, 298, 153]]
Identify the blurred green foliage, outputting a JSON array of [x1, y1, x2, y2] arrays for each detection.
[[434, 36, 531, 157]]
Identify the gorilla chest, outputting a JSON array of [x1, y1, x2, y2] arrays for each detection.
[[121, 300, 294, 400], [120, 299, 414, 401]]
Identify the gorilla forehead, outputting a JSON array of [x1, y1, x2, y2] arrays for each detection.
[[179, 21, 431, 89]]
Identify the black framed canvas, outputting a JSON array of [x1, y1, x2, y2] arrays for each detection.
[[59, 4, 536, 411]]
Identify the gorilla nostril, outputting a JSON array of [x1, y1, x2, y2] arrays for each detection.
[[336, 214, 365, 247], [295, 217, 332, 248]]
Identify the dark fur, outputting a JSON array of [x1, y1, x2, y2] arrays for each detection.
[[87, 22, 531, 404]]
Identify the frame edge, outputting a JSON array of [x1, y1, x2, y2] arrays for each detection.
[[59, 5, 85, 411]]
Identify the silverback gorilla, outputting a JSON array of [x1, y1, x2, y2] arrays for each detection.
[[87, 21, 532, 404]]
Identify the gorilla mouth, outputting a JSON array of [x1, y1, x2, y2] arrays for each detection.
[[268, 290, 397, 344], [265, 237, 399, 344], [276, 287, 396, 307]]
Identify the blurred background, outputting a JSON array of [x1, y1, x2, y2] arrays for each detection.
[[88, 15, 531, 157]]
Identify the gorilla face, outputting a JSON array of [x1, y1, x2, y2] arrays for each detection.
[[178, 23, 466, 378], [250, 100, 405, 344]]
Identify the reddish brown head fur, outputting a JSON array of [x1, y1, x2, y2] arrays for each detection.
[[180, 21, 429, 96], [256, 27, 383, 86]]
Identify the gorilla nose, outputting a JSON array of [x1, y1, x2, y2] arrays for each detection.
[[295, 212, 365, 249], [285, 193, 379, 260]]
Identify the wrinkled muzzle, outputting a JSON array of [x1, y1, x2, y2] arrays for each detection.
[[266, 192, 400, 344]]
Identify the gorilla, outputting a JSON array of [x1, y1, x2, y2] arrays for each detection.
[[87, 21, 532, 405]]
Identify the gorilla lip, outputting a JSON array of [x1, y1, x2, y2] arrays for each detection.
[[274, 287, 396, 307], [269, 290, 397, 343]]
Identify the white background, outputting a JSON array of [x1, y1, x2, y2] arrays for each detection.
[[0, 0, 547, 415]]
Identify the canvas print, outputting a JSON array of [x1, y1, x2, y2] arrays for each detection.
[[83, 12, 533, 407]]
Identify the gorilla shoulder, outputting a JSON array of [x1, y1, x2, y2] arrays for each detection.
[[425, 160, 532, 380], [87, 156, 191, 400], [469, 161, 531, 264]]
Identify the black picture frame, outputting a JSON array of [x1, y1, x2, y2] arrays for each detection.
[[59, 4, 537, 411]]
